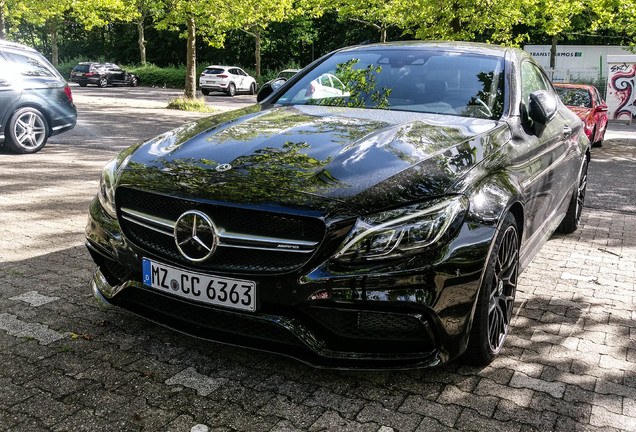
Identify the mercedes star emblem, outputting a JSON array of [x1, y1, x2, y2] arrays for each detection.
[[216, 163, 232, 172], [174, 210, 218, 262]]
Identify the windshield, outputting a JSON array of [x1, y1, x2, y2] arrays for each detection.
[[275, 49, 505, 119], [555, 87, 592, 108]]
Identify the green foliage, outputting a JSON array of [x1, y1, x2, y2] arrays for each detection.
[[127, 63, 204, 88], [166, 96, 213, 112]]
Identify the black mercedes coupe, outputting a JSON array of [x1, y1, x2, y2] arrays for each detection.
[[86, 42, 589, 369]]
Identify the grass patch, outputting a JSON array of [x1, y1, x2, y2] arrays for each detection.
[[166, 96, 213, 112]]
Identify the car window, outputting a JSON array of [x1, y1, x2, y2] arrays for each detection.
[[0, 55, 10, 81], [204, 68, 225, 75], [275, 49, 505, 119], [73, 64, 90, 73], [521, 61, 549, 108], [3, 50, 55, 77], [554, 87, 592, 108]]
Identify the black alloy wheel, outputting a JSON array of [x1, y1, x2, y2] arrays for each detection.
[[250, 83, 256, 95], [201, 89, 210, 96], [465, 213, 519, 365], [558, 158, 588, 233], [130, 76, 138, 87], [98, 77, 108, 88]]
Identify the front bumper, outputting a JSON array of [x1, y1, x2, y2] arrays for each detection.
[[86, 196, 496, 369]]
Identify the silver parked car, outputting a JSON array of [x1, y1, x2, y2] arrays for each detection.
[[199, 65, 257, 97]]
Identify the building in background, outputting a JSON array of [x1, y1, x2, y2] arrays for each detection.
[[524, 45, 633, 83]]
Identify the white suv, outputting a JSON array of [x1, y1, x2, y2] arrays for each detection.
[[199, 66, 257, 97]]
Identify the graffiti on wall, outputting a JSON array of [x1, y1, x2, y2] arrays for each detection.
[[607, 63, 636, 120]]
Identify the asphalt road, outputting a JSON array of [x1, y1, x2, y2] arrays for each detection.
[[0, 88, 635, 431]]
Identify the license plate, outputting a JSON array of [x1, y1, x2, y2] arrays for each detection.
[[142, 258, 256, 312]]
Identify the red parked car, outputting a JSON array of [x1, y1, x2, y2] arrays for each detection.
[[554, 83, 608, 147]]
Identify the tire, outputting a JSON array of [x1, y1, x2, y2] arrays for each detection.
[[249, 83, 256, 95], [557, 158, 588, 234], [98, 77, 108, 88], [5, 107, 49, 154], [464, 213, 519, 366], [129, 76, 138, 87], [227, 83, 236, 97], [201, 89, 210, 96], [79, 83, 88, 87], [592, 127, 604, 148]]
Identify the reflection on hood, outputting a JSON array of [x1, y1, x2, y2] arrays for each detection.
[[121, 105, 507, 213]]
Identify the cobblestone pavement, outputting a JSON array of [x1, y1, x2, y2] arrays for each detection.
[[0, 92, 635, 432]]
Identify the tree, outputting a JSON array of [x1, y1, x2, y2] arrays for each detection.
[[235, 0, 294, 78], [334, 0, 409, 43], [0, 0, 6, 39], [156, 0, 230, 98], [406, 0, 527, 45]]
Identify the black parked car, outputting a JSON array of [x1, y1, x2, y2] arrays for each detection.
[[70, 62, 139, 88], [86, 42, 589, 369], [0, 40, 77, 153]]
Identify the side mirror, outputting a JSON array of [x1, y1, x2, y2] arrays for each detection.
[[256, 78, 287, 103], [528, 90, 557, 125]]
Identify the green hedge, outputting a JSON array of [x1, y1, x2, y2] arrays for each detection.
[[56, 59, 289, 88]]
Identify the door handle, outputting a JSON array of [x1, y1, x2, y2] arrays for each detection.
[[562, 126, 572, 139]]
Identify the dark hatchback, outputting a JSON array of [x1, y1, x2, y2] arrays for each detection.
[[0, 40, 77, 153], [86, 42, 589, 369], [70, 62, 139, 88]]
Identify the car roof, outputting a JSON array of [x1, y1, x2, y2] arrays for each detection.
[[338, 40, 512, 57], [0, 40, 39, 53], [553, 83, 595, 90]]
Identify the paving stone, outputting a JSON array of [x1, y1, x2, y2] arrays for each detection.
[[310, 410, 379, 432], [590, 405, 636, 431], [509, 371, 566, 398], [455, 408, 522, 432], [356, 402, 422, 432], [399, 394, 461, 427], [436, 385, 499, 417]]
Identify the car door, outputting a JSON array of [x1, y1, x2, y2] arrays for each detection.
[[231, 68, 243, 91], [0, 53, 22, 138], [107, 64, 126, 85], [515, 61, 581, 246]]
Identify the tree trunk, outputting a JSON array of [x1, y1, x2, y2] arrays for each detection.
[[0, 0, 6, 40], [50, 22, 58, 67], [137, 17, 146, 65], [254, 28, 261, 79], [380, 26, 387, 43], [184, 13, 197, 99], [550, 34, 558, 69]]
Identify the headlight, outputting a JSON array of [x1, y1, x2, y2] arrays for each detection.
[[333, 195, 469, 262], [97, 145, 139, 218]]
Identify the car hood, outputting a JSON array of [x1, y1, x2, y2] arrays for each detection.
[[120, 104, 508, 214]]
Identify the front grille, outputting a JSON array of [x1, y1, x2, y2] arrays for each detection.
[[116, 188, 326, 273]]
